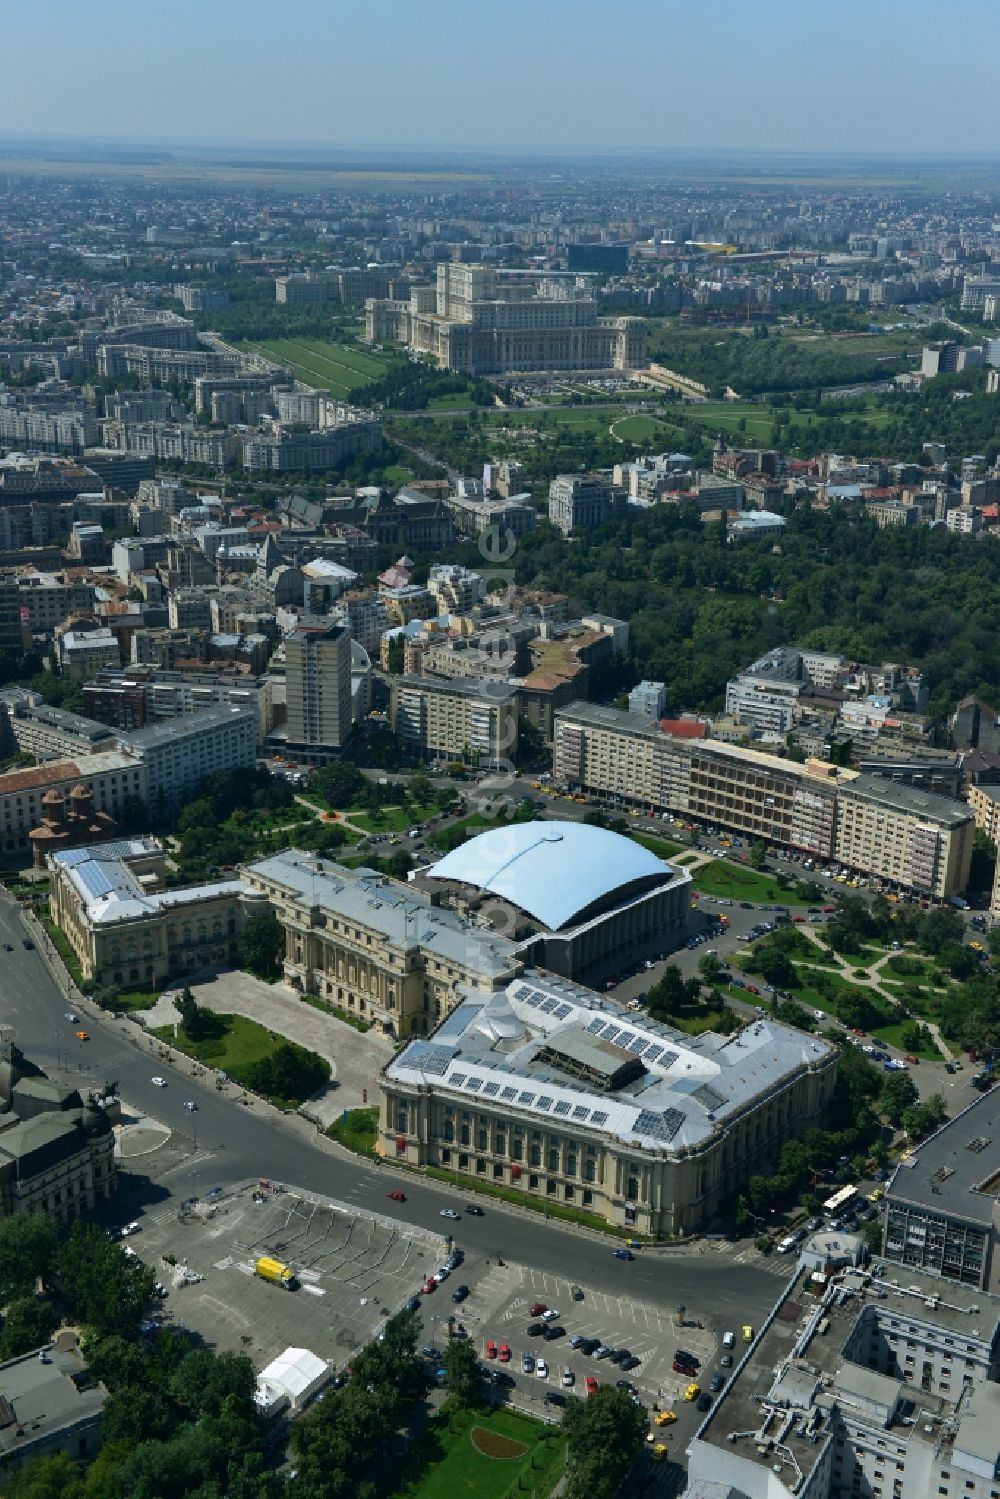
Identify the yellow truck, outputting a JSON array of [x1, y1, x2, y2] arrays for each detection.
[[255, 1256, 297, 1290]]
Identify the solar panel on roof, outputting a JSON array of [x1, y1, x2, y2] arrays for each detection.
[[627, 1036, 647, 1054], [482, 1081, 500, 1097], [572, 1105, 589, 1121], [641, 1044, 663, 1063], [500, 1086, 517, 1102], [450, 1073, 466, 1087], [536, 1095, 553, 1111], [658, 1050, 679, 1068], [590, 1110, 609, 1126], [540, 997, 558, 1013], [633, 1107, 685, 1142], [519, 1091, 535, 1106], [617, 1031, 636, 1048], [553, 1100, 571, 1117], [465, 1077, 483, 1092], [603, 1026, 621, 1045], [692, 1083, 727, 1111], [405, 1044, 453, 1076], [553, 1004, 572, 1020], [586, 1018, 606, 1035]]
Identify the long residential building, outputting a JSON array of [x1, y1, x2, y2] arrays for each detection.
[[390, 674, 519, 768], [115, 705, 257, 810], [554, 702, 975, 897]]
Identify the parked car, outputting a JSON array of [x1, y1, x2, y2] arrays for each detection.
[[522, 1353, 534, 1374], [451, 1285, 469, 1303], [498, 1343, 510, 1363], [529, 1302, 548, 1317], [586, 1375, 598, 1396]]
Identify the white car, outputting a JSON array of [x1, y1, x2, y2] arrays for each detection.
[[433, 1267, 450, 1283], [183, 1101, 197, 1111], [439, 1208, 460, 1220], [151, 1076, 166, 1087], [65, 1011, 78, 1022], [536, 1359, 549, 1379], [121, 1221, 140, 1236], [541, 1308, 560, 1321]]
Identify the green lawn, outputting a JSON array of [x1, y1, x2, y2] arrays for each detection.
[[377, 1405, 565, 1499], [241, 337, 402, 399], [342, 800, 439, 833], [428, 802, 534, 851], [630, 831, 685, 860], [693, 860, 809, 904], [611, 413, 666, 443], [153, 1013, 281, 1070], [328, 1106, 379, 1156]]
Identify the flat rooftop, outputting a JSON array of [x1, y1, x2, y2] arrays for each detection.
[[840, 772, 974, 827], [887, 1090, 1000, 1226], [696, 1258, 999, 1489], [0, 1344, 105, 1457]]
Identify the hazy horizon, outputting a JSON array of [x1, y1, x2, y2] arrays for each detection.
[[3, 0, 998, 157]]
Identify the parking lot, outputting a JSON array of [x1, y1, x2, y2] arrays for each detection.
[[126, 1180, 449, 1369], [453, 1260, 722, 1409]]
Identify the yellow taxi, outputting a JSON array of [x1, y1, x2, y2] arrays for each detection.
[[867, 1188, 884, 1202], [75, 1030, 90, 1042], [742, 1324, 754, 1342], [684, 1383, 701, 1402], [655, 1410, 677, 1426], [650, 1442, 668, 1462]]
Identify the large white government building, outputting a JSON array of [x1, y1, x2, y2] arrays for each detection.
[[381, 974, 837, 1235]]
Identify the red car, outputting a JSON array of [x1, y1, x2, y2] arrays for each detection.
[[387, 1190, 406, 1202], [529, 1302, 548, 1317], [746, 985, 759, 996], [485, 1340, 497, 1359], [586, 1375, 598, 1396], [421, 1279, 436, 1295], [822, 905, 835, 913], [904, 1054, 920, 1064], [498, 1343, 511, 1363], [793, 915, 806, 922]]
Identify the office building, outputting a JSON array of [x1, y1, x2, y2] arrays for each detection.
[[882, 1090, 1000, 1294], [390, 674, 518, 769], [242, 415, 382, 473], [381, 973, 836, 1235], [548, 473, 625, 535], [566, 243, 630, 275], [554, 703, 974, 898], [242, 849, 521, 1038], [687, 1252, 1000, 1499], [49, 837, 252, 985], [447, 492, 538, 539], [117, 706, 256, 810], [284, 623, 353, 764], [421, 819, 691, 979]]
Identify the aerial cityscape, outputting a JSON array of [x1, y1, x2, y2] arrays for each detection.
[[0, 5, 999, 1499]]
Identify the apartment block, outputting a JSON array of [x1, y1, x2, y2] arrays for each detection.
[[56, 628, 121, 682], [554, 703, 974, 897], [15, 571, 97, 632], [283, 623, 353, 763], [833, 777, 974, 902], [390, 674, 518, 769]]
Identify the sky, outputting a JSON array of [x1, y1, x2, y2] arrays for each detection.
[[2, 0, 999, 157]]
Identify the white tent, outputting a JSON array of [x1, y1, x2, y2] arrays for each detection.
[[256, 1347, 328, 1412]]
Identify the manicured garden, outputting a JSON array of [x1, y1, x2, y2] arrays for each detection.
[[693, 860, 810, 904], [153, 1011, 330, 1108], [378, 1405, 565, 1499]]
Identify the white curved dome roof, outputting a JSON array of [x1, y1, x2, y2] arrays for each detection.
[[429, 819, 669, 931]]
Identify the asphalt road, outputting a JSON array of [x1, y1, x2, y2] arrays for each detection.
[[0, 890, 782, 1334]]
